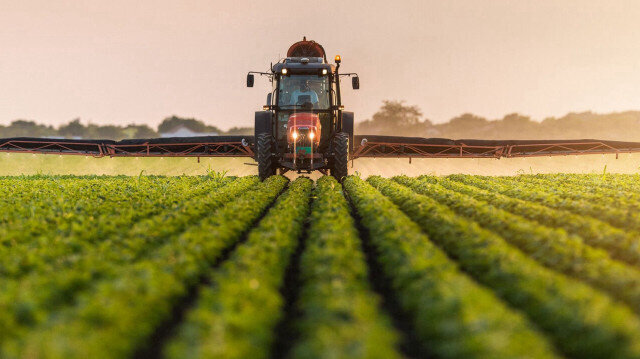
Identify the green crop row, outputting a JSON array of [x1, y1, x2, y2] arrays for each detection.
[[499, 175, 640, 211], [0, 177, 157, 241], [519, 173, 640, 194], [452, 174, 640, 232], [0, 176, 260, 352], [368, 176, 640, 359], [344, 176, 559, 358], [2, 173, 640, 358], [0, 176, 205, 234], [397, 175, 640, 313], [511, 173, 640, 194], [289, 176, 401, 359], [164, 177, 312, 359], [4, 176, 289, 358], [432, 175, 640, 267], [0, 176, 226, 279]]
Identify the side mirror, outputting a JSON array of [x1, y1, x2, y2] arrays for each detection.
[[246, 74, 254, 87], [266, 93, 272, 107], [352, 76, 360, 90]]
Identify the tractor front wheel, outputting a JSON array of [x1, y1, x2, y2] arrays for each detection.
[[257, 133, 276, 180], [331, 132, 349, 181]]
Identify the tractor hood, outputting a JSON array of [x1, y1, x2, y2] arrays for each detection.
[[287, 113, 321, 144]]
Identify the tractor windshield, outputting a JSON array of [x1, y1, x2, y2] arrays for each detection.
[[278, 75, 330, 110]]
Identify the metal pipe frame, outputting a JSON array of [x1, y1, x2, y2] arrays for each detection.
[[351, 142, 503, 159], [107, 142, 254, 158], [0, 140, 106, 157], [1, 138, 639, 161], [350, 140, 640, 160], [0, 140, 254, 158]]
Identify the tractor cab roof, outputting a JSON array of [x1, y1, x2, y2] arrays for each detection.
[[285, 57, 323, 64], [273, 58, 334, 75]]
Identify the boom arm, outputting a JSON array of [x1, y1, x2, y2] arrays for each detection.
[[351, 136, 640, 160], [1, 135, 639, 160], [0, 136, 255, 158]]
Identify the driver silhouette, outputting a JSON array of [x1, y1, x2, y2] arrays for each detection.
[[292, 80, 318, 107]]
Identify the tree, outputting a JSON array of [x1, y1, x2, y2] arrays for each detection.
[[497, 113, 539, 139], [225, 126, 253, 135], [448, 113, 488, 128], [438, 113, 490, 138], [371, 100, 423, 128], [125, 124, 158, 138], [158, 116, 221, 134], [94, 125, 125, 139], [58, 119, 87, 138], [1, 120, 56, 138], [356, 100, 432, 136]]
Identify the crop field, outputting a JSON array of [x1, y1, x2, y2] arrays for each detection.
[[2, 173, 640, 358]]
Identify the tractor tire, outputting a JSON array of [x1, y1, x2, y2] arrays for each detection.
[[257, 133, 276, 180], [331, 132, 349, 181]]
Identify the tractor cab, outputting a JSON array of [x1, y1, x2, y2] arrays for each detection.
[[246, 37, 359, 180]]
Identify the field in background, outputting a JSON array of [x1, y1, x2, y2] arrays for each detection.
[[1, 152, 639, 177]]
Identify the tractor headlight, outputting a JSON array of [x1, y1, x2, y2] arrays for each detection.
[[282, 68, 288, 75], [292, 131, 298, 139], [322, 69, 327, 75], [309, 132, 315, 139]]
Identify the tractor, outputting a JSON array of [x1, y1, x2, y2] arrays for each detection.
[[246, 37, 359, 180]]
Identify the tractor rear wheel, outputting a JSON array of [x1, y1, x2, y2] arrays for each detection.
[[331, 132, 349, 181], [257, 133, 276, 180]]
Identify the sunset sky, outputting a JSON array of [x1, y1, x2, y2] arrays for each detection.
[[1, 0, 639, 130]]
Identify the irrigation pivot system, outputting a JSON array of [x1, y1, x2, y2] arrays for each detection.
[[3, 38, 640, 179]]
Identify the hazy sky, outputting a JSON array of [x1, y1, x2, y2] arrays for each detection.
[[2, 0, 640, 130]]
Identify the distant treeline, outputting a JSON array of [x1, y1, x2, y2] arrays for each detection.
[[0, 116, 253, 139], [3, 102, 640, 141], [358, 101, 640, 141]]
